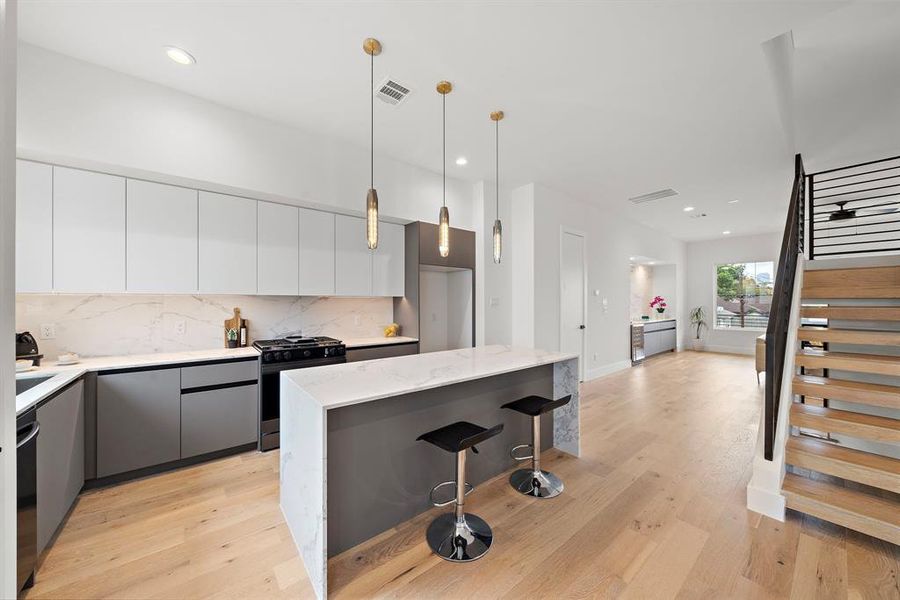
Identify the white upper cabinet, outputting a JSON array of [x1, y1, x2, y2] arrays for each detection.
[[53, 167, 126, 293], [258, 201, 299, 296], [299, 208, 335, 296], [334, 214, 372, 296], [372, 222, 405, 297], [126, 180, 198, 293], [198, 192, 257, 294], [16, 160, 53, 292]]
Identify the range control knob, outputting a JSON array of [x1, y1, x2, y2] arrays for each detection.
[[283, 350, 292, 361], [303, 350, 312, 358]]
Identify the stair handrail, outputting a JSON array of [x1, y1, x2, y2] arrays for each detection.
[[764, 154, 805, 460]]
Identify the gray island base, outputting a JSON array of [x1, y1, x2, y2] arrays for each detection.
[[279, 345, 580, 599]]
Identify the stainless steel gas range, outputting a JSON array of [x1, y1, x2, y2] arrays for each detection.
[[254, 335, 346, 451]]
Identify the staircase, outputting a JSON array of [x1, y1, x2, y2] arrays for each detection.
[[781, 264, 900, 545]]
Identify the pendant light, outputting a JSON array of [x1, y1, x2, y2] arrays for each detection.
[[491, 110, 504, 263], [437, 80, 452, 257], [364, 38, 382, 249]]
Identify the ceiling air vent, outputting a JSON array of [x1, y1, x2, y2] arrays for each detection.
[[376, 78, 412, 106], [628, 188, 679, 204]]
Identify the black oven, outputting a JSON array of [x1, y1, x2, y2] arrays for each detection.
[[259, 354, 346, 451]]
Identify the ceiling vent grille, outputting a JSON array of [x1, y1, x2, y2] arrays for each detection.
[[628, 188, 679, 204], [376, 78, 412, 106]]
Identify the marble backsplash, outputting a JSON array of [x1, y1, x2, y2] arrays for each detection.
[[16, 294, 395, 358]]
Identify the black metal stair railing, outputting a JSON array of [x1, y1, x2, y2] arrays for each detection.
[[809, 155, 900, 258], [764, 154, 805, 461]]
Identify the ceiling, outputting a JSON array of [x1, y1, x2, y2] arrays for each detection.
[[18, 1, 876, 241]]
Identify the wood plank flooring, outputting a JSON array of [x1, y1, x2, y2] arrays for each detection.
[[24, 351, 900, 599]]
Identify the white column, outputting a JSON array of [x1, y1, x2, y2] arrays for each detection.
[[0, 0, 18, 596]]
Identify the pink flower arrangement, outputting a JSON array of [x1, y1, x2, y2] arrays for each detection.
[[650, 296, 667, 313]]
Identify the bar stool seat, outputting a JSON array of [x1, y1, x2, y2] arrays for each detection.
[[417, 420, 504, 562], [501, 395, 571, 499]]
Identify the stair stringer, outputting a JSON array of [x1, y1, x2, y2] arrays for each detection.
[[746, 256, 805, 521]]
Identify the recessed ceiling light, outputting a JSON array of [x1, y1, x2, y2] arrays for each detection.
[[629, 256, 636, 261], [648, 261, 656, 265], [683, 206, 695, 212], [164, 46, 196, 65], [728, 199, 739, 204], [723, 230, 731, 235], [455, 157, 468, 166]]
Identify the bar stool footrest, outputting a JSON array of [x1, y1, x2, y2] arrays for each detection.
[[429, 480, 474, 507], [509, 443, 534, 461]]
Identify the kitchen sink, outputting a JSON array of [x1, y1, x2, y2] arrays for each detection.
[[16, 376, 52, 395]]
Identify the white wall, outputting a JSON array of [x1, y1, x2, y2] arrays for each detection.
[[685, 232, 781, 354], [0, 1, 15, 595], [653, 264, 677, 320], [512, 182, 687, 379], [477, 181, 513, 345], [630, 264, 653, 319], [17, 43, 475, 230]]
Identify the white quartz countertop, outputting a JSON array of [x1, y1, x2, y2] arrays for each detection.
[[16, 369, 87, 416], [282, 345, 577, 410], [631, 318, 676, 325]]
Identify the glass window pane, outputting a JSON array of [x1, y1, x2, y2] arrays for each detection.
[[715, 261, 774, 329]]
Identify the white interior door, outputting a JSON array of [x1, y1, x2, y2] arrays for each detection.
[[560, 229, 586, 380]]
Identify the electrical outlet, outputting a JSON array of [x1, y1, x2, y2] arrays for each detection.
[[174, 320, 186, 336], [490, 297, 500, 307], [354, 315, 361, 326], [40, 323, 56, 339]]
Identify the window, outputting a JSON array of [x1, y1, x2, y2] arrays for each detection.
[[715, 261, 775, 330]]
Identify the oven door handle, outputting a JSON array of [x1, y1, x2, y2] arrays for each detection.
[[17, 421, 40, 449]]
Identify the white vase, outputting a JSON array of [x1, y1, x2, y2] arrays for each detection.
[[691, 338, 705, 351]]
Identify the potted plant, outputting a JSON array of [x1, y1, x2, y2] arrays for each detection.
[[690, 306, 708, 351], [649, 295, 667, 317], [226, 328, 239, 349]]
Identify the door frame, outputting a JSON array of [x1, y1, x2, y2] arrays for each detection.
[[559, 226, 587, 381]]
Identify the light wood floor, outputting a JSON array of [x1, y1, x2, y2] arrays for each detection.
[[24, 351, 900, 599]]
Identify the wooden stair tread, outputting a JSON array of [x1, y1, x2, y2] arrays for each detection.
[[790, 403, 900, 443], [795, 348, 900, 376], [782, 472, 900, 545], [793, 374, 900, 409], [802, 287, 900, 299], [804, 266, 900, 288], [786, 436, 900, 493], [801, 306, 900, 321], [797, 326, 900, 346]]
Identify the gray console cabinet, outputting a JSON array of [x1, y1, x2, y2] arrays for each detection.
[[36, 380, 84, 553], [181, 383, 258, 458], [97, 368, 181, 477]]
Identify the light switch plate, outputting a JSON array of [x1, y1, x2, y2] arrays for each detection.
[[490, 297, 500, 307]]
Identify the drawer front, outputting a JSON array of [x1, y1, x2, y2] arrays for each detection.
[[181, 359, 258, 390], [346, 343, 419, 363], [643, 320, 675, 333], [181, 384, 258, 458]]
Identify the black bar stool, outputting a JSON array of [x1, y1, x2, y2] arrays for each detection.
[[501, 395, 572, 498], [416, 420, 504, 562]]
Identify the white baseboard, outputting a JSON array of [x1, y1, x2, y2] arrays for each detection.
[[585, 360, 631, 382], [698, 344, 755, 356], [746, 483, 786, 522]]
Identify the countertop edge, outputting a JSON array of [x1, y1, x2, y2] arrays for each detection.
[[283, 347, 578, 411]]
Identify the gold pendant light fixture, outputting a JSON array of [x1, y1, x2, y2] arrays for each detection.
[[491, 110, 504, 263], [436, 80, 452, 258], [363, 38, 382, 250]]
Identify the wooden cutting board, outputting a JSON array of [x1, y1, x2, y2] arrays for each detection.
[[223, 307, 247, 347]]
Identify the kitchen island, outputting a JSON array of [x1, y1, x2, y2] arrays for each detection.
[[279, 345, 579, 598]]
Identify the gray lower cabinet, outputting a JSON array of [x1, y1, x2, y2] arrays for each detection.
[[346, 343, 419, 362], [181, 383, 258, 458], [36, 380, 84, 554], [644, 322, 677, 357], [96, 368, 181, 478]]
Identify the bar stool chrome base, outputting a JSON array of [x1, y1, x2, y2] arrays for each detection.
[[426, 513, 493, 562], [509, 468, 564, 498]]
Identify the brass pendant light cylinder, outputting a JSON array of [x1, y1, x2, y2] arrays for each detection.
[[437, 81, 452, 258], [491, 110, 504, 263], [364, 38, 381, 249]]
